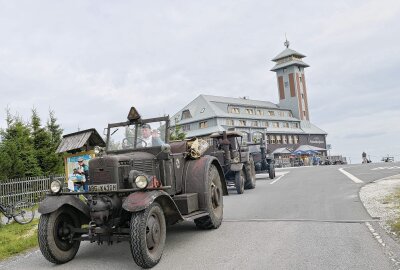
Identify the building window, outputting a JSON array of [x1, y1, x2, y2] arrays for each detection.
[[264, 121, 269, 127], [294, 135, 299, 144], [251, 121, 258, 127], [270, 135, 276, 144], [252, 132, 263, 143], [283, 68, 287, 73], [278, 111, 284, 117], [239, 120, 246, 126], [272, 122, 279, 128], [283, 135, 287, 144], [283, 122, 289, 128], [288, 135, 293, 144], [288, 111, 293, 117], [303, 111, 307, 117], [284, 81, 288, 88], [276, 135, 282, 144], [226, 119, 234, 126], [291, 122, 299, 128], [245, 108, 254, 115], [182, 124, 191, 131], [268, 111, 275, 116], [256, 109, 264, 115], [199, 121, 208, 129], [181, 109, 192, 120], [229, 107, 240, 114]]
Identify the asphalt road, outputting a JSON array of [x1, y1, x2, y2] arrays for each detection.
[[2, 163, 400, 270]]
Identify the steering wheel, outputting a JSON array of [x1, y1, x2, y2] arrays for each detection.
[[122, 137, 148, 149]]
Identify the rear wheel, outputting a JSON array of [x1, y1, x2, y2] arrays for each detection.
[[130, 202, 166, 269], [194, 164, 223, 229], [13, 201, 35, 224], [38, 208, 81, 264]]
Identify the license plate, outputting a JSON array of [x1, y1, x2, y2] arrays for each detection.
[[88, 184, 117, 192]]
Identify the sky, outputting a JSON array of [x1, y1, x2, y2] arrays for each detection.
[[0, 0, 399, 163]]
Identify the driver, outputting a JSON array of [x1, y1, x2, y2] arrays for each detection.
[[140, 124, 163, 147]]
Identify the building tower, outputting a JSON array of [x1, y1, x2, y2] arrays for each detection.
[[271, 39, 310, 121]]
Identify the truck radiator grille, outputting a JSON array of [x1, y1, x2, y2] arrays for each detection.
[[132, 159, 155, 175]]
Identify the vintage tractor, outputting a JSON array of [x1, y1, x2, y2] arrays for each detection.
[[37, 107, 228, 269], [204, 131, 256, 194], [248, 135, 276, 179]]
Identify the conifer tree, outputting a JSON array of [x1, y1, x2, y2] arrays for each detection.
[[0, 112, 42, 179], [45, 109, 64, 174]]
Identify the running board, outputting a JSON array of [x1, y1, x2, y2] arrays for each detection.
[[182, 211, 209, 221]]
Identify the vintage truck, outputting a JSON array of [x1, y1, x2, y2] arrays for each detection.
[[204, 131, 256, 194], [37, 107, 228, 269]]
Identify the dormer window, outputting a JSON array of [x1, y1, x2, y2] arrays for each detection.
[[245, 108, 254, 115], [181, 109, 192, 120], [229, 107, 240, 114]]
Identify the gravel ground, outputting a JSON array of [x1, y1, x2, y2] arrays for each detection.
[[360, 174, 400, 240]]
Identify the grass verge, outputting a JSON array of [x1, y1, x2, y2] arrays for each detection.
[[389, 188, 400, 237], [0, 219, 38, 261]]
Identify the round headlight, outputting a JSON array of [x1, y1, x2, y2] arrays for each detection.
[[50, 180, 62, 193], [135, 175, 148, 189]]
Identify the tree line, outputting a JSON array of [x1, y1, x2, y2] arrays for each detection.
[[0, 108, 64, 181]]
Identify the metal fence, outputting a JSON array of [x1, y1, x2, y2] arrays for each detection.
[[0, 174, 65, 205]]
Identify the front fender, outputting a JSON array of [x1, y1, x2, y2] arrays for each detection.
[[38, 195, 90, 220], [122, 190, 184, 225]]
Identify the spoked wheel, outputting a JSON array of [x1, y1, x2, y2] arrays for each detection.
[[38, 208, 81, 264], [245, 157, 256, 190], [130, 202, 166, 269], [13, 201, 35, 224], [194, 164, 223, 229], [235, 170, 245, 194]]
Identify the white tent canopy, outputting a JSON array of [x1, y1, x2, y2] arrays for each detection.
[[295, 145, 326, 152], [272, 147, 292, 154]]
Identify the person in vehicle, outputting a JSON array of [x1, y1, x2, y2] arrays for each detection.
[[139, 124, 163, 147]]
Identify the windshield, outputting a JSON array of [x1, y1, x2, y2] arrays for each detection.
[[107, 121, 167, 151]]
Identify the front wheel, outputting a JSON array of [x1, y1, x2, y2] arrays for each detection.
[[194, 164, 223, 229], [130, 202, 166, 269], [235, 170, 245, 194], [245, 158, 256, 190], [269, 164, 275, 179], [13, 201, 35, 224], [38, 208, 81, 264]]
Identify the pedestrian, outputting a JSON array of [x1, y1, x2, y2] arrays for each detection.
[[72, 168, 85, 192], [77, 157, 90, 192]]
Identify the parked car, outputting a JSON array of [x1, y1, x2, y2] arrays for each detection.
[[38, 107, 228, 269], [204, 131, 256, 194]]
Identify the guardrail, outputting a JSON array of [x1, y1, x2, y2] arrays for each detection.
[[0, 174, 65, 205]]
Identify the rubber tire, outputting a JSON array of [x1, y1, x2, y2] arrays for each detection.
[[130, 202, 166, 269], [38, 208, 81, 264], [269, 164, 275, 179], [13, 201, 35, 224], [244, 158, 256, 190], [235, 170, 245, 194], [194, 164, 224, 229]]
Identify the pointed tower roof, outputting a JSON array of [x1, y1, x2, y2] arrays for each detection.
[[271, 38, 309, 71]]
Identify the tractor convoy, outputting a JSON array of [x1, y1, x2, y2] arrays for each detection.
[[37, 107, 274, 268]]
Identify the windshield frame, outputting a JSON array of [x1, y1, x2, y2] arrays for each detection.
[[105, 116, 170, 153]]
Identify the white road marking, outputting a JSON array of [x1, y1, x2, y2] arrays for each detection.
[[338, 168, 364, 183], [371, 166, 400, 170], [270, 171, 289, 184]]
